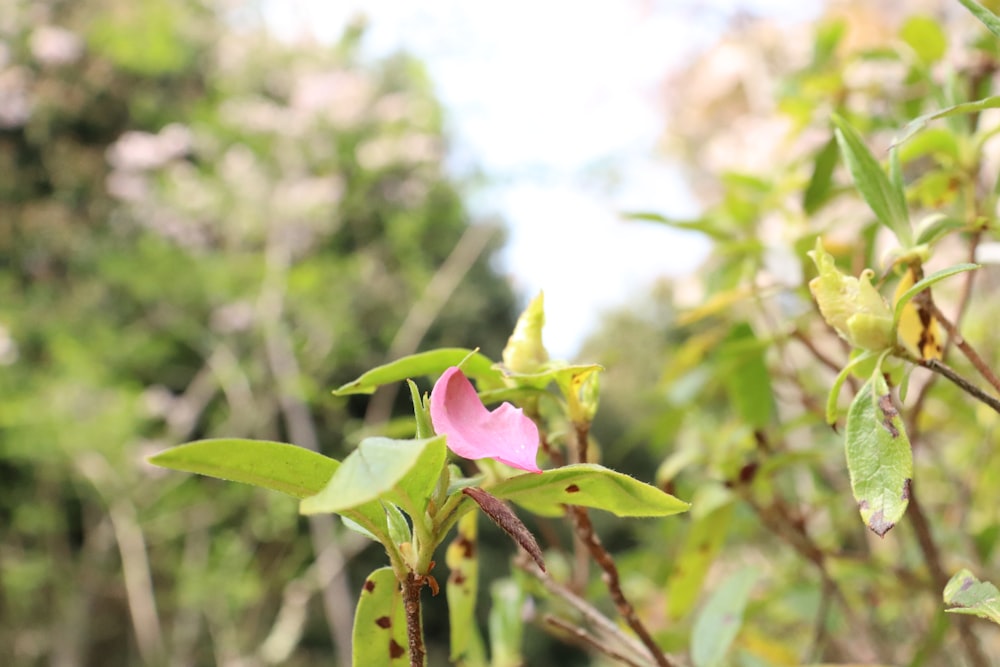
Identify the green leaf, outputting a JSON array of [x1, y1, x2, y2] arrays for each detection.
[[944, 569, 1000, 626], [446, 512, 486, 665], [894, 96, 1000, 147], [825, 350, 878, 425], [666, 485, 735, 620], [897, 127, 960, 165], [690, 567, 759, 667], [845, 375, 913, 537], [352, 567, 408, 667], [892, 263, 979, 325], [488, 579, 525, 667], [803, 135, 839, 215], [384, 503, 412, 546], [501, 363, 603, 390], [622, 211, 727, 240], [148, 438, 337, 499], [717, 323, 774, 429], [915, 213, 966, 246], [832, 114, 911, 244], [408, 379, 433, 439], [300, 436, 447, 515], [957, 0, 1000, 40], [332, 349, 499, 396], [900, 15, 947, 65], [487, 464, 690, 518]]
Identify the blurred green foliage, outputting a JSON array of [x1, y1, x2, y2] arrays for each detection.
[[0, 1, 516, 665], [580, 4, 1000, 665]]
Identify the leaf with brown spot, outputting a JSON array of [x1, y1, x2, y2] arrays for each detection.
[[845, 376, 913, 537], [487, 463, 689, 518], [463, 487, 545, 571], [353, 567, 407, 666], [445, 511, 486, 662], [944, 569, 1000, 626]]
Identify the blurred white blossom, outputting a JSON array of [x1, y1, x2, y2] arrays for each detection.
[[30, 25, 83, 65], [0, 323, 18, 365], [0, 66, 32, 128], [107, 123, 192, 171]]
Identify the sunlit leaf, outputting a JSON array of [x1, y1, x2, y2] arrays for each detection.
[[691, 567, 759, 667], [892, 263, 979, 324], [944, 569, 1000, 626], [957, 0, 1000, 40], [148, 438, 337, 499], [352, 567, 408, 666], [487, 463, 689, 518], [300, 436, 447, 515], [894, 96, 1000, 147], [332, 349, 500, 396], [622, 211, 727, 240], [832, 114, 911, 244], [845, 375, 912, 537]]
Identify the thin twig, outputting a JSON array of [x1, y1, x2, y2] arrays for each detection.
[[543, 615, 651, 667], [928, 302, 1000, 395], [907, 487, 990, 667], [919, 358, 1000, 414], [567, 505, 675, 667], [566, 421, 673, 666], [516, 556, 657, 667]]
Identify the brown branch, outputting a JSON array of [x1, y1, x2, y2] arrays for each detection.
[[543, 615, 650, 667], [567, 504, 675, 667], [402, 573, 426, 667], [907, 488, 990, 667], [928, 302, 1000, 396], [918, 358, 1000, 414], [516, 556, 658, 667]]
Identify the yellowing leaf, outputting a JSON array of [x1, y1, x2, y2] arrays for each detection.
[[894, 266, 944, 360]]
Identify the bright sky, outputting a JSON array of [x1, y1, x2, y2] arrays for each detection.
[[264, 0, 817, 358]]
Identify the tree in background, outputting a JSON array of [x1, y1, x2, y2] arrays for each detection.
[[0, 1, 516, 664]]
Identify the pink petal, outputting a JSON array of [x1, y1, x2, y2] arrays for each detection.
[[430, 366, 541, 472]]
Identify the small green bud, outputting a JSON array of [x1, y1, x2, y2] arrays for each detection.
[[502, 292, 549, 373], [808, 238, 893, 351]]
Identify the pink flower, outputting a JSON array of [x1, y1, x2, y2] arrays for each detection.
[[430, 366, 541, 473]]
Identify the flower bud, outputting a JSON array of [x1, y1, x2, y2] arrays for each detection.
[[502, 292, 549, 373], [808, 238, 893, 351]]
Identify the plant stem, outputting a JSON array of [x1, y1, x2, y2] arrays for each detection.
[[542, 615, 652, 667], [402, 573, 426, 667], [567, 504, 674, 667], [928, 302, 1000, 395], [919, 358, 1000, 414], [907, 487, 989, 667], [517, 556, 658, 667]]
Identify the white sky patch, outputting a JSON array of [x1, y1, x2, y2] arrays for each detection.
[[262, 0, 814, 357]]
